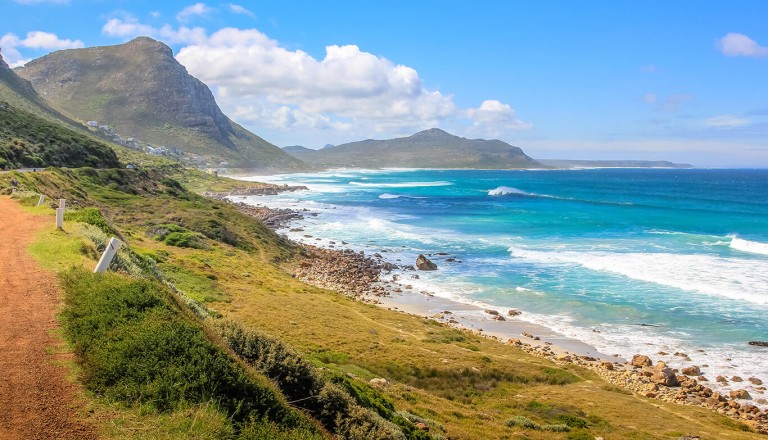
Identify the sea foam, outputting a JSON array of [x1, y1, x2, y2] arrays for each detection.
[[730, 236, 768, 256], [507, 246, 768, 305], [488, 186, 528, 196]]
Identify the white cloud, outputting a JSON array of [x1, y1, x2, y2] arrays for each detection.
[[227, 4, 255, 17], [465, 100, 532, 137], [176, 28, 458, 132], [706, 115, 750, 128], [102, 15, 207, 45], [0, 31, 83, 67], [176, 3, 215, 23], [717, 33, 768, 58]]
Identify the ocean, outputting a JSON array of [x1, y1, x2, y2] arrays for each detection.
[[239, 168, 768, 400]]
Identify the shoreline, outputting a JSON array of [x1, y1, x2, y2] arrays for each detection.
[[218, 190, 768, 434]]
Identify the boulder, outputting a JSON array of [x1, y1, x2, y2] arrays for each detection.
[[631, 354, 653, 367], [681, 366, 701, 376], [748, 341, 768, 347], [651, 366, 680, 387], [729, 389, 752, 400], [415, 254, 437, 271], [414, 422, 429, 431], [507, 309, 522, 317], [748, 377, 763, 385]]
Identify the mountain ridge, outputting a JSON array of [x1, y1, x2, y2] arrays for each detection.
[[284, 128, 543, 169], [15, 37, 307, 171]]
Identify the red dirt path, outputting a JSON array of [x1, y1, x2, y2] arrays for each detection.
[[0, 198, 97, 439]]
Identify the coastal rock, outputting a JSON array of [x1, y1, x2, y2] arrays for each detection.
[[716, 375, 728, 384], [631, 354, 653, 368], [731, 376, 744, 382], [682, 366, 701, 376], [600, 361, 615, 370], [416, 254, 438, 271], [507, 309, 522, 317], [484, 309, 499, 315], [748, 341, 768, 347], [749, 377, 764, 385], [651, 365, 680, 387], [729, 389, 752, 400]]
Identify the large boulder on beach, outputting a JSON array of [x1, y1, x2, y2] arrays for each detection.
[[729, 389, 752, 400], [631, 354, 653, 367], [416, 254, 438, 270], [651, 364, 680, 387]]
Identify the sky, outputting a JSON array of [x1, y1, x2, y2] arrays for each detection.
[[2, 1, 768, 167]]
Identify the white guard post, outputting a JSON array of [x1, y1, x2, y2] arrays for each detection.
[[37, 195, 45, 206], [56, 208, 64, 229], [94, 237, 122, 273], [59, 199, 66, 209]]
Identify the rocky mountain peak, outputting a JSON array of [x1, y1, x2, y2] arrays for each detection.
[[411, 128, 453, 139]]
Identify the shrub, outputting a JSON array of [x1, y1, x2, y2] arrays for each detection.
[[505, 416, 541, 429], [64, 207, 118, 236], [542, 424, 571, 432], [59, 269, 315, 432]]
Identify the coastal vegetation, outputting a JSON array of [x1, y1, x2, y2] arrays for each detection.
[[1, 167, 761, 439], [0, 102, 120, 169]]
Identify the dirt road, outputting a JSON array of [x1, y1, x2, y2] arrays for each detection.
[[0, 198, 96, 439]]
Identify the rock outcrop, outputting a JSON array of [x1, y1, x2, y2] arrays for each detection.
[[416, 254, 437, 271]]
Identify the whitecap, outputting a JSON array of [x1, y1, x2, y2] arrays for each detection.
[[488, 186, 528, 196], [378, 193, 401, 199], [730, 236, 768, 256], [349, 181, 452, 188]]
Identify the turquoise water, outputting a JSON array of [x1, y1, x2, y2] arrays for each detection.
[[242, 168, 768, 397]]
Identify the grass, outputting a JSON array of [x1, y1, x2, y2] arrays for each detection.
[[5, 167, 764, 439]]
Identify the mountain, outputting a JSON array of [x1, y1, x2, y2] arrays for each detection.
[[282, 145, 316, 155], [15, 37, 306, 172], [1, 50, 120, 169], [539, 159, 693, 168], [284, 128, 542, 169]]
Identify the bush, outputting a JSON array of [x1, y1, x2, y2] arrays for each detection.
[[505, 416, 541, 429], [542, 424, 571, 432], [59, 269, 316, 433], [217, 320, 412, 439], [64, 207, 118, 236]]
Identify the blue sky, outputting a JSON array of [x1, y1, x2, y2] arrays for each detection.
[[2, 1, 767, 167]]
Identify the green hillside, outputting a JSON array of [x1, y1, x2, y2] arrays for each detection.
[[0, 102, 120, 169], [15, 37, 308, 172]]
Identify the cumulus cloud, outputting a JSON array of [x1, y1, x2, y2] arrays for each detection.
[[227, 4, 255, 17], [176, 28, 458, 132], [465, 100, 532, 136], [102, 15, 207, 45], [176, 3, 215, 22], [0, 31, 83, 66], [717, 33, 768, 58], [706, 115, 750, 128]]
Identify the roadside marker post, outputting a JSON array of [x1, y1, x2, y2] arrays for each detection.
[[37, 195, 45, 206], [56, 208, 64, 229], [94, 237, 122, 273], [59, 199, 66, 209]]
